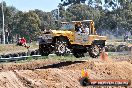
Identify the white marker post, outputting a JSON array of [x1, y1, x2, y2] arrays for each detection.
[[2, 0, 5, 44]]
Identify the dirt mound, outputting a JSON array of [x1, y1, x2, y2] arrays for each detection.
[[0, 58, 132, 88], [14, 69, 81, 88], [14, 60, 132, 88], [88, 61, 132, 80], [0, 71, 25, 88], [0, 59, 60, 71], [59, 60, 132, 80]]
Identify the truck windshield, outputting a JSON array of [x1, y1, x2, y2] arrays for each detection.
[[60, 23, 74, 30]]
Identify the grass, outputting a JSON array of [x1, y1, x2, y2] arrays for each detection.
[[12, 55, 95, 64], [0, 42, 38, 55], [48, 54, 76, 61], [48, 54, 94, 61], [3, 52, 130, 64], [12, 56, 49, 63]]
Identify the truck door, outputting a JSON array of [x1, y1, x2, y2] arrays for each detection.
[[75, 31, 88, 44]]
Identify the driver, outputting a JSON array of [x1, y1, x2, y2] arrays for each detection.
[[75, 24, 82, 33], [84, 25, 89, 34]]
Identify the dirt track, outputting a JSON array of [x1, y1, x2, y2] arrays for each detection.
[[0, 56, 132, 88]]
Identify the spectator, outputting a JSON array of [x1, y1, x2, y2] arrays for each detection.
[[18, 38, 22, 45], [20, 37, 26, 45], [77, 24, 83, 33], [19, 37, 30, 49]]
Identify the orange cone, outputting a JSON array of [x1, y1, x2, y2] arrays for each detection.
[[100, 48, 108, 61], [84, 71, 89, 77], [81, 69, 89, 77]]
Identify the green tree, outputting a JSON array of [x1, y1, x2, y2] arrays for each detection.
[[0, 1, 19, 43], [12, 11, 41, 41], [34, 9, 57, 30], [66, 4, 101, 22], [21, 11, 41, 41]]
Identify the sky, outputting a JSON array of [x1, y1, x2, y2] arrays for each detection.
[[4, 0, 61, 12], [3, 0, 113, 12]]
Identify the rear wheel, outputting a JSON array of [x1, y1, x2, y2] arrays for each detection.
[[89, 44, 100, 58], [117, 45, 129, 52], [39, 44, 50, 56]]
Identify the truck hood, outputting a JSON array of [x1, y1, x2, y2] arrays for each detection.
[[51, 30, 73, 34], [98, 36, 107, 40], [51, 30, 73, 35]]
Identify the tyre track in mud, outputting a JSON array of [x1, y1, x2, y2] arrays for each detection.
[[0, 71, 26, 88], [13, 70, 39, 88]]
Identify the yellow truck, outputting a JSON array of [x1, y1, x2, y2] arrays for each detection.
[[38, 20, 107, 58]]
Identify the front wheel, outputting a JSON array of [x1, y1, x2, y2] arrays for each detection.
[[89, 44, 100, 58], [55, 40, 67, 56]]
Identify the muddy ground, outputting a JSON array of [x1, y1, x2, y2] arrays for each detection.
[[0, 55, 131, 88]]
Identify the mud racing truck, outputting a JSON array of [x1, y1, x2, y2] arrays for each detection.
[[38, 20, 107, 58]]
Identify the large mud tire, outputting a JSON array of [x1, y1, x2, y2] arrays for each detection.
[[55, 40, 67, 56], [89, 44, 100, 58], [39, 44, 50, 56]]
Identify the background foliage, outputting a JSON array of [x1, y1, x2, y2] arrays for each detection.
[[0, 0, 131, 43]]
